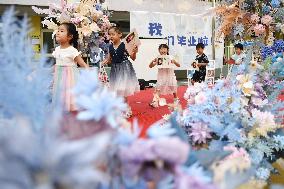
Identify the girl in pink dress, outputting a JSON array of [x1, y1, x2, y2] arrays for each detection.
[[52, 23, 89, 112], [149, 44, 180, 107]]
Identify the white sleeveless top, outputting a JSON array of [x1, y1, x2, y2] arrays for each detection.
[[52, 46, 80, 67]]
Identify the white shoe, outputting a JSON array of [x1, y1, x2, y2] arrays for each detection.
[[124, 108, 132, 118]]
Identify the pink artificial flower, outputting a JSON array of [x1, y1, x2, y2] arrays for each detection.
[[223, 146, 251, 163], [251, 109, 276, 128], [251, 14, 260, 23], [261, 15, 273, 25], [194, 92, 207, 104], [70, 17, 81, 24], [187, 98, 195, 105], [189, 122, 212, 144], [254, 24, 266, 36]]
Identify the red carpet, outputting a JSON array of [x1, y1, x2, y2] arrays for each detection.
[[127, 86, 188, 137]]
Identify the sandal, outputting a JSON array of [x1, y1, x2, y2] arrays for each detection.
[[124, 107, 133, 118]]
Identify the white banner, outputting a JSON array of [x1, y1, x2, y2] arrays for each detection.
[[130, 11, 215, 69]]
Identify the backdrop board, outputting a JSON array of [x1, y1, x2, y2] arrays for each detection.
[[131, 11, 213, 69]]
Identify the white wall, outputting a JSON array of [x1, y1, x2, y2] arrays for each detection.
[[105, 0, 212, 14]]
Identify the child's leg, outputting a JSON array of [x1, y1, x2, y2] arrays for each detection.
[[173, 92, 177, 99], [149, 88, 160, 107], [124, 96, 132, 118], [173, 92, 179, 105]]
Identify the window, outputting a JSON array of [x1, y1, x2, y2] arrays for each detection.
[[41, 29, 55, 55]]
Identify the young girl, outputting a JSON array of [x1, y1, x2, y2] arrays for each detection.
[[149, 44, 180, 107], [102, 26, 140, 117], [52, 23, 89, 111], [226, 43, 246, 76]]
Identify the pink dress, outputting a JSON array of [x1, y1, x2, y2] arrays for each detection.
[[156, 68, 177, 95], [52, 46, 80, 111]]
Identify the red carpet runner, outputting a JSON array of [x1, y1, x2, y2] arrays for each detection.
[[127, 86, 188, 137]]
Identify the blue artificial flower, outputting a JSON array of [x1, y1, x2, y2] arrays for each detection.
[[76, 88, 127, 127], [271, 0, 280, 8], [256, 167, 270, 180], [147, 122, 176, 138], [249, 149, 264, 164], [262, 5, 271, 14], [95, 3, 102, 11], [189, 164, 212, 182], [274, 8, 284, 20], [0, 7, 52, 130], [233, 24, 245, 36], [272, 40, 284, 53], [261, 46, 274, 60]]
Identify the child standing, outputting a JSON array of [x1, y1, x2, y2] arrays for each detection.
[[230, 43, 246, 65], [149, 44, 180, 107], [52, 23, 89, 112], [102, 26, 140, 117], [224, 43, 246, 77], [191, 43, 209, 85]]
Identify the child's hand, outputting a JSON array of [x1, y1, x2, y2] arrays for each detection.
[[153, 58, 158, 64], [132, 45, 138, 54]]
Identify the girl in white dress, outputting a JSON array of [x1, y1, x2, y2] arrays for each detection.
[[149, 44, 180, 107], [52, 23, 89, 111]]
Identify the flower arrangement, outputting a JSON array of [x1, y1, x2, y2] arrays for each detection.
[[180, 36, 284, 187], [215, 0, 284, 46], [32, 0, 112, 61]]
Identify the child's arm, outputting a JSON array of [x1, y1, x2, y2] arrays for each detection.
[[75, 56, 89, 68], [130, 45, 138, 61], [149, 58, 158, 68], [101, 54, 111, 65], [197, 62, 208, 66], [197, 55, 209, 67], [149, 58, 157, 68], [171, 59, 180, 67]]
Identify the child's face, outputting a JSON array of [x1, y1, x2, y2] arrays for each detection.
[[56, 25, 72, 44], [109, 28, 122, 43], [159, 47, 168, 55], [235, 47, 242, 55], [196, 47, 204, 55]]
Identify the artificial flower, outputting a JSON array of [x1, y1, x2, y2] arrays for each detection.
[[195, 92, 207, 104], [211, 146, 251, 184], [249, 109, 279, 138], [262, 5, 271, 14], [254, 24, 266, 36], [41, 19, 58, 30], [261, 15, 273, 25], [256, 167, 270, 180], [251, 97, 268, 107], [236, 75, 256, 96], [223, 146, 251, 163], [250, 59, 264, 71], [271, 0, 281, 8], [250, 14, 260, 23], [90, 22, 101, 32], [189, 122, 212, 144]]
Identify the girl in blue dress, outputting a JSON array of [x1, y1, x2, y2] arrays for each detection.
[[102, 26, 140, 117]]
